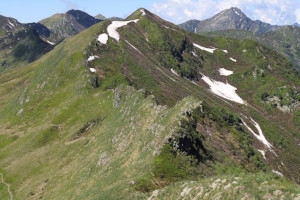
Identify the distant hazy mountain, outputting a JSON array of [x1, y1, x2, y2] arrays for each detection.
[[94, 14, 123, 21], [178, 19, 200, 33], [179, 7, 280, 34], [39, 9, 102, 43], [107, 17, 123, 20], [294, 23, 300, 27], [94, 14, 106, 20]]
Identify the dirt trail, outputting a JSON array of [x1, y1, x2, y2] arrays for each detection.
[[0, 173, 13, 200]]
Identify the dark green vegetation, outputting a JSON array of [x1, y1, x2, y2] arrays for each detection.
[[0, 8, 299, 199], [200, 26, 300, 71], [135, 104, 268, 192], [0, 15, 53, 70], [179, 7, 300, 71]]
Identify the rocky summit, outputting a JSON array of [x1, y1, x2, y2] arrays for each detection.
[[179, 7, 280, 34]]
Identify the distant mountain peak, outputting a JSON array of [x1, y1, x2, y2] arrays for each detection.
[[293, 23, 300, 27], [95, 14, 106, 20], [208, 7, 247, 22], [39, 9, 102, 43], [179, 7, 280, 34]]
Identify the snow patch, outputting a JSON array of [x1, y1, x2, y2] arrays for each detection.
[[171, 68, 179, 76], [213, 15, 220, 21], [192, 51, 197, 57], [272, 169, 283, 177], [87, 56, 99, 62], [193, 43, 228, 54], [89, 68, 96, 73], [46, 40, 55, 45], [251, 118, 273, 149], [7, 19, 15, 28], [140, 9, 146, 16], [258, 149, 266, 160], [219, 68, 233, 76], [201, 74, 244, 104], [107, 19, 139, 41], [234, 9, 241, 16], [241, 118, 272, 149], [98, 33, 108, 44], [242, 49, 247, 53], [163, 25, 177, 31], [230, 57, 237, 62], [193, 43, 216, 53]]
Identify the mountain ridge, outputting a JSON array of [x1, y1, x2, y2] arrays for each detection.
[[0, 8, 299, 199], [39, 9, 103, 43], [179, 7, 280, 34], [0, 14, 54, 70]]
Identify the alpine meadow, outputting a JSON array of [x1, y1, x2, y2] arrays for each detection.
[[0, 5, 300, 200]]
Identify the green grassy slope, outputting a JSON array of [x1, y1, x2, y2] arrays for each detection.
[[0, 8, 299, 199], [199, 26, 300, 71]]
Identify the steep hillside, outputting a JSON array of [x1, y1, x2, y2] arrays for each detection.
[[200, 26, 300, 71], [0, 8, 299, 199], [179, 7, 280, 34], [260, 26, 300, 71], [0, 15, 53, 70], [178, 19, 200, 33], [39, 9, 102, 43]]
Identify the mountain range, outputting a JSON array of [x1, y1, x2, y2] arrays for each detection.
[[39, 9, 102, 43], [179, 7, 280, 34], [0, 7, 299, 200], [0, 10, 123, 70], [0, 15, 53, 70], [179, 7, 300, 71]]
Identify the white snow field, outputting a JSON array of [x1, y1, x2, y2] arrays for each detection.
[[89, 68, 96, 72], [107, 19, 139, 41], [219, 68, 233, 76], [201, 74, 244, 104], [46, 40, 55, 45], [87, 56, 99, 62], [241, 118, 273, 149], [98, 33, 108, 44], [257, 150, 266, 160], [140, 9, 146, 16], [8, 19, 15, 28], [222, 49, 228, 53], [272, 169, 283, 177], [193, 43, 216, 53], [193, 43, 228, 54], [171, 68, 179, 76], [230, 57, 237, 62]]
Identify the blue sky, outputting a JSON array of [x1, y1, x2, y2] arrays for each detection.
[[1, 0, 300, 25], [0, 0, 155, 23]]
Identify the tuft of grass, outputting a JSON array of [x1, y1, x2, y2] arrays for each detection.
[[36, 126, 59, 147]]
